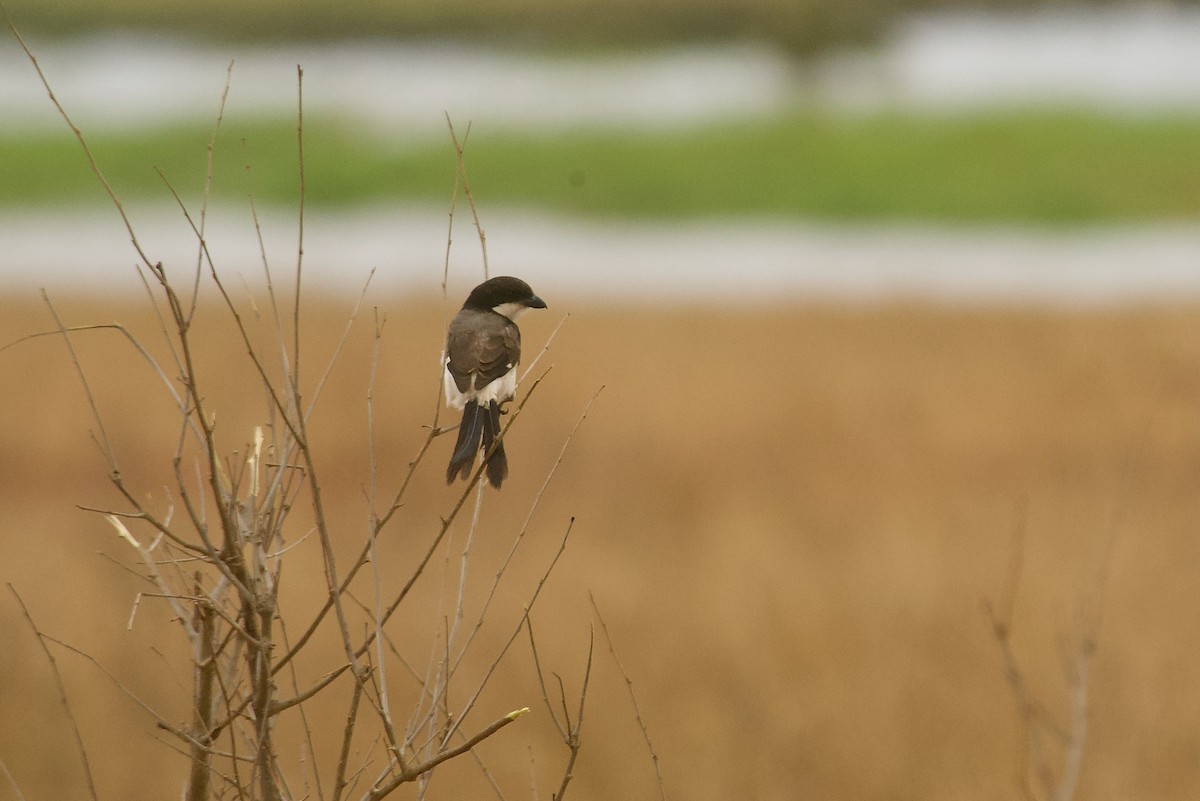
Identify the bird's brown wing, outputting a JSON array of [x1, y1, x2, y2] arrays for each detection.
[[445, 309, 522, 394]]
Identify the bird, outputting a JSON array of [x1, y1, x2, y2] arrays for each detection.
[[443, 276, 547, 488]]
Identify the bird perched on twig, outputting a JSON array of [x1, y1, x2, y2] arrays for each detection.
[[443, 276, 547, 488]]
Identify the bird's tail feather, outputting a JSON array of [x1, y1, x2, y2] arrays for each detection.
[[446, 403, 484, 484], [481, 400, 508, 488]]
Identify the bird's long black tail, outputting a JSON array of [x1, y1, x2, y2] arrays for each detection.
[[446, 402, 484, 484], [481, 399, 508, 488], [446, 400, 508, 488]]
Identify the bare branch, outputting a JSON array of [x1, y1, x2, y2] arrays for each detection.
[[444, 116, 488, 280], [107, 514, 198, 640], [186, 590, 218, 801], [591, 595, 667, 801], [440, 517, 575, 750], [0, 324, 187, 440], [4, 12, 155, 271], [275, 370, 550, 677], [38, 292, 119, 472], [450, 386, 602, 682], [293, 63, 306, 393], [3, 21, 598, 800], [331, 678, 365, 801], [366, 709, 529, 801], [552, 627, 594, 801], [526, 619, 566, 739]]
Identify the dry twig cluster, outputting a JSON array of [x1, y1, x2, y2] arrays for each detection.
[[0, 16, 662, 801]]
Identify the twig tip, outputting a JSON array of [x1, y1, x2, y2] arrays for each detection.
[[105, 514, 140, 548]]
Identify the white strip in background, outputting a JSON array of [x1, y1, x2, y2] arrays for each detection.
[[3, 207, 1197, 305]]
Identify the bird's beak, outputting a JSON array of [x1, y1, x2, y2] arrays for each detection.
[[527, 295, 547, 309]]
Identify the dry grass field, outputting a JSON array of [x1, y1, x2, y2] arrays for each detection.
[[0, 291, 1195, 800]]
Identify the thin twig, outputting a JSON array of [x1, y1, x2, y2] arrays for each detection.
[[447, 480, 487, 662], [520, 314, 568, 383], [366, 709, 529, 801], [551, 626, 593, 801], [187, 58, 236, 324], [526, 619, 566, 739], [984, 511, 1106, 801], [363, 307, 411, 776], [8, 585, 101, 801], [4, 14, 155, 271], [38, 293, 119, 471], [590, 594, 667, 801], [107, 515, 198, 640], [275, 369, 550, 677], [0, 756, 28, 801], [451, 386, 602, 680], [440, 517, 575, 750], [277, 616, 328, 801], [333, 678, 366, 801], [293, 64, 306, 393], [444, 115, 488, 280], [0, 325, 187, 438]]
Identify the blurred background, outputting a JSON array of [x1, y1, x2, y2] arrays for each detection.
[[0, 0, 1197, 799]]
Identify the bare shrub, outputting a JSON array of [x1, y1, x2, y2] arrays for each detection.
[[0, 19, 639, 801]]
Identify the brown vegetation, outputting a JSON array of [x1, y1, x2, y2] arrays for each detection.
[[0, 294, 1195, 799]]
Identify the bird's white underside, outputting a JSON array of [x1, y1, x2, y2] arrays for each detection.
[[443, 362, 518, 410]]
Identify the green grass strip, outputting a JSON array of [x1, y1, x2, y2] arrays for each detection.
[[2, 110, 1196, 224]]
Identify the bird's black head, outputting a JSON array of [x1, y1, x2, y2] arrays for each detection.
[[462, 276, 547, 314]]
